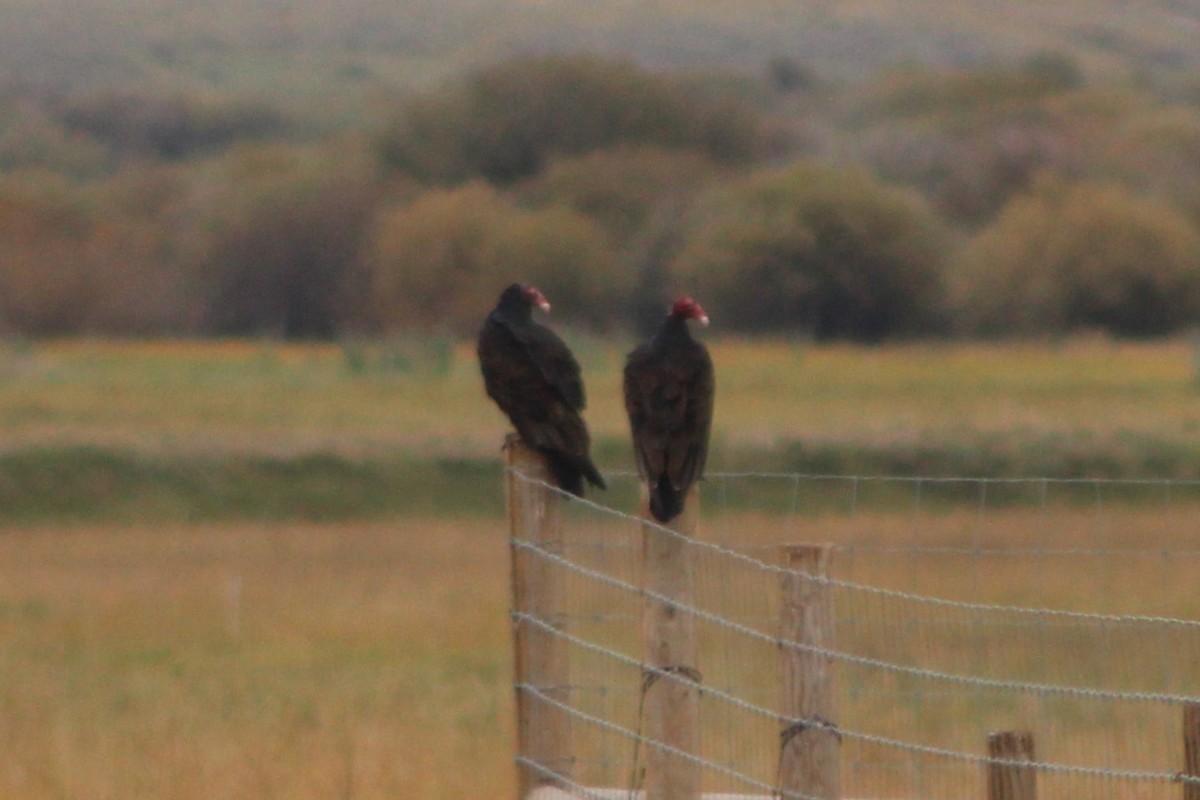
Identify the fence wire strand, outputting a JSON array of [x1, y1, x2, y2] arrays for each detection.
[[508, 468, 1200, 800]]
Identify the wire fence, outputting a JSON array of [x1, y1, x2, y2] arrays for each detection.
[[508, 465, 1200, 800]]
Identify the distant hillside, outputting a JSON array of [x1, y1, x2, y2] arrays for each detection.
[[2, 0, 1198, 102]]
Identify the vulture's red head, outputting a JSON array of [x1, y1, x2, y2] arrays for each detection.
[[522, 285, 551, 313], [670, 297, 709, 326]]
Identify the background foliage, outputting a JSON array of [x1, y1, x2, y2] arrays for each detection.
[[670, 163, 949, 339], [954, 179, 1200, 337], [3, 4, 1200, 340]]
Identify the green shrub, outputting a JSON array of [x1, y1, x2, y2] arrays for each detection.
[[364, 182, 622, 333], [954, 179, 1200, 336], [518, 145, 723, 244], [518, 145, 728, 333], [669, 162, 949, 340], [57, 90, 289, 161], [379, 54, 761, 185], [200, 145, 380, 339], [860, 118, 1070, 225], [852, 55, 1082, 122], [0, 172, 96, 334], [0, 91, 111, 177], [1095, 107, 1200, 223], [850, 59, 1130, 226]]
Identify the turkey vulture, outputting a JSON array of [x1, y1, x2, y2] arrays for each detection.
[[478, 283, 606, 496], [623, 297, 714, 523]]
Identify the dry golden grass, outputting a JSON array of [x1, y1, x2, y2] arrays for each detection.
[[3, 499, 1198, 798], [0, 518, 516, 800]]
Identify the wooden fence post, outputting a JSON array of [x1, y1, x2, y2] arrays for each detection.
[[1185, 703, 1200, 800], [641, 486, 702, 800], [778, 544, 840, 800], [987, 730, 1037, 800], [506, 435, 571, 799]]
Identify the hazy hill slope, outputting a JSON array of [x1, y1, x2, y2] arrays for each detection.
[[2, 0, 1197, 98]]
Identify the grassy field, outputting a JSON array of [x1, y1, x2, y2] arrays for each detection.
[[4, 336, 1200, 457], [0, 518, 516, 799], [3, 337, 1200, 522], [3, 502, 1198, 797], [3, 337, 1200, 797]]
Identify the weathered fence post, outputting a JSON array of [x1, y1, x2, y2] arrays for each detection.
[[1185, 703, 1200, 800], [506, 435, 571, 799], [641, 486, 702, 800], [987, 730, 1037, 800], [778, 544, 840, 800]]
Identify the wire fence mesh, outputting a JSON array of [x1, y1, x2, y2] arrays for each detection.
[[509, 468, 1200, 800]]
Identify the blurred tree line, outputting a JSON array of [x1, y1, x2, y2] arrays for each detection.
[[3, 52, 1200, 341]]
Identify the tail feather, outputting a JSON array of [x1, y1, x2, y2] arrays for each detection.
[[545, 451, 606, 497], [581, 458, 607, 491], [648, 474, 685, 522]]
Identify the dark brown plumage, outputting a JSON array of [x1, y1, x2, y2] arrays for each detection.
[[623, 297, 714, 522], [478, 283, 606, 496]]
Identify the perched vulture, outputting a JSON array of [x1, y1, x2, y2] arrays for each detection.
[[478, 283, 606, 496], [623, 297, 714, 523]]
